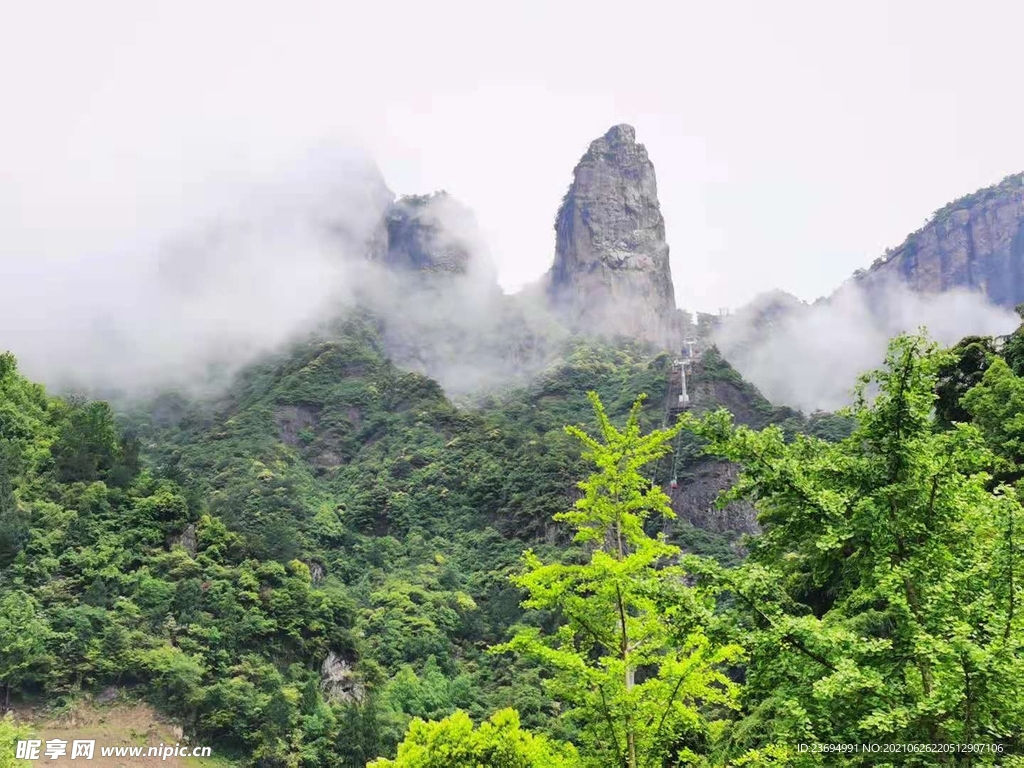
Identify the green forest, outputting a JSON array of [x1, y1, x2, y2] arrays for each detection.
[[3, 314, 1024, 766]]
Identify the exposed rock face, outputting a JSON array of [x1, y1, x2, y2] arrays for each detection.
[[381, 192, 484, 275], [858, 173, 1024, 308], [671, 459, 757, 537], [320, 651, 365, 704], [661, 351, 773, 542], [305, 560, 326, 585], [274, 404, 319, 447], [171, 523, 197, 557], [547, 125, 679, 345]]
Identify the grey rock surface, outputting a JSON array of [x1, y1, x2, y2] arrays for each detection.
[[547, 125, 679, 345], [858, 173, 1024, 308], [381, 192, 482, 275]]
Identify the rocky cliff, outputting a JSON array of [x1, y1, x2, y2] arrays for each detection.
[[547, 125, 680, 345], [381, 192, 484, 275], [858, 173, 1024, 308]]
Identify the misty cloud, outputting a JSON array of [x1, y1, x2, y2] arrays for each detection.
[[713, 279, 1019, 412], [364, 268, 568, 397], [0, 140, 569, 401], [0, 145, 391, 395]]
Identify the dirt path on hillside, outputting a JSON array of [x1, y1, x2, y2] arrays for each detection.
[[11, 701, 227, 768]]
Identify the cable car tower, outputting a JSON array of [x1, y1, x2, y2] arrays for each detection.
[[665, 340, 697, 490], [667, 341, 696, 419]]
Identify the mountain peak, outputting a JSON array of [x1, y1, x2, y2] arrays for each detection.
[[598, 123, 637, 146], [546, 125, 679, 345]]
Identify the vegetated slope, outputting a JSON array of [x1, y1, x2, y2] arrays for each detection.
[[0, 311, 833, 765], [0, 349, 367, 764], [136, 316, 730, 759]]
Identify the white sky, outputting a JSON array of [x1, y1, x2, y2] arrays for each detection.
[[3, 0, 1024, 312]]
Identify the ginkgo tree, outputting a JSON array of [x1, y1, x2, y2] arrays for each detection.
[[494, 392, 743, 768], [683, 334, 1024, 763], [368, 708, 580, 768]]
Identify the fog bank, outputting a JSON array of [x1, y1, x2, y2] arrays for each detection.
[[714, 280, 1019, 412], [0, 145, 391, 395]]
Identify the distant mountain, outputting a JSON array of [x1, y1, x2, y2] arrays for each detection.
[[378, 192, 492, 277], [857, 172, 1024, 308], [712, 175, 1024, 412], [343, 125, 701, 398]]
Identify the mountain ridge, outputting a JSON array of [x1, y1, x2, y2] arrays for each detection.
[[855, 171, 1024, 308]]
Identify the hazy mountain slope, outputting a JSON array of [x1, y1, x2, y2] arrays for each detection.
[[857, 172, 1024, 308], [713, 175, 1024, 412]]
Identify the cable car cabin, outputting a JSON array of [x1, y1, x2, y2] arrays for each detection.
[[669, 478, 678, 490]]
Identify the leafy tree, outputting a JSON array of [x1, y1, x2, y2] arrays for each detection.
[[495, 393, 742, 768], [0, 353, 50, 447], [369, 708, 580, 768], [334, 699, 383, 768], [685, 335, 1024, 761], [0, 713, 36, 768], [380, 657, 471, 723], [961, 355, 1024, 482], [108, 430, 142, 488], [51, 400, 120, 483], [804, 411, 855, 443], [0, 591, 52, 711], [137, 644, 205, 717], [1001, 305, 1024, 378], [934, 336, 998, 428], [0, 444, 28, 569]]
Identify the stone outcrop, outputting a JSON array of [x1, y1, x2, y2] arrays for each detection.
[[352, 190, 561, 397], [170, 523, 197, 557], [320, 651, 365, 704], [380, 192, 485, 276], [671, 459, 757, 537], [547, 125, 679, 345], [857, 173, 1024, 308]]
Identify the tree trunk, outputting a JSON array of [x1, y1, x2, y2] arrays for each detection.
[[625, 667, 636, 768]]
